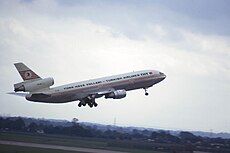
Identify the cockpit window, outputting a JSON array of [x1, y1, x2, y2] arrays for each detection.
[[159, 72, 164, 75]]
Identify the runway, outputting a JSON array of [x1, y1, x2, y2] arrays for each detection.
[[0, 140, 127, 153]]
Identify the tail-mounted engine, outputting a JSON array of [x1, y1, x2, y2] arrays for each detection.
[[14, 77, 54, 92]]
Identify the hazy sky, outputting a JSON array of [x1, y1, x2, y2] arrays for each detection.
[[0, 0, 229, 133]]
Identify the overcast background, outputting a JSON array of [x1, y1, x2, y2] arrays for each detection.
[[0, 0, 229, 133]]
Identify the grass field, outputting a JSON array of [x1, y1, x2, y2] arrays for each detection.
[[0, 132, 164, 153], [0, 144, 85, 153], [0, 132, 107, 149]]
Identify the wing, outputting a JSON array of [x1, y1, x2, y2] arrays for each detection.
[[94, 88, 116, 96]]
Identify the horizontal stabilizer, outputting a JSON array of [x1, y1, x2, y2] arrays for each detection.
[[7, 92, 28, 97]]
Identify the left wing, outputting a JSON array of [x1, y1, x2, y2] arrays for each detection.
[[93, 88, 116, 96]]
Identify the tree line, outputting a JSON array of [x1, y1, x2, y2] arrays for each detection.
[[0, 116, 229, 152]]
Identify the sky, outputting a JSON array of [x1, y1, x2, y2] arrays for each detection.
[[0, 0, 229, 133]]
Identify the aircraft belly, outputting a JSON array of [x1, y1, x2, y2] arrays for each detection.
[[27, 91, 80, 103]]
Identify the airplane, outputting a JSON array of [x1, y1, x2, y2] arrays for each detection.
[[8, 62, 166, 108]]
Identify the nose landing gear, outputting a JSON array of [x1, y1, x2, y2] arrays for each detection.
[[144, 88, 149, 96]]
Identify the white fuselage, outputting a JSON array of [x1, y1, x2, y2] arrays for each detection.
[[26, 70, 166, 103]]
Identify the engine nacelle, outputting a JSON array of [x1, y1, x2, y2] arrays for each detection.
[[14, 77, 54, 92], [105, 89, 126, 99]]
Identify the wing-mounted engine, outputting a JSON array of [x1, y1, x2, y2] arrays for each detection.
[[14, 77, 54, 92], [105, 89, 126, 99]]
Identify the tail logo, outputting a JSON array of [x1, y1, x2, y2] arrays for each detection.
[[24, 71, 32, 79]]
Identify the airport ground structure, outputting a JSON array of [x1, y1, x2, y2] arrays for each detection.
[[0, 116, 229, 153]]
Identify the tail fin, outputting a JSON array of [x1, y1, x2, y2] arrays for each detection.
[[14, 62, 41, 81]]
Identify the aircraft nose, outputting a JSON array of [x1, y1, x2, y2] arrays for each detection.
[[162, 73, 166, 79], [159, 72, 166, 81]]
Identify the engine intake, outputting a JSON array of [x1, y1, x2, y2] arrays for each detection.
[[14, 77, 54, 92], [105, 89, 126, 99]]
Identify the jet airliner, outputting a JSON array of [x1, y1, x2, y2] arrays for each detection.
[[9, 63, 166, 107]]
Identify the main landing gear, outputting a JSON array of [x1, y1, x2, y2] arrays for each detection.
[[78, 103, 82, 107], [78, 95, 98, 108], [78, 101, 97, 108], [87, 102, 98, 108], [144, 88, 149, 96]]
